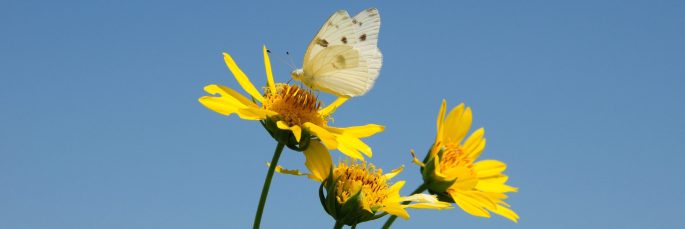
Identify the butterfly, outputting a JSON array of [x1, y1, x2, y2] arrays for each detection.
[[291, 8, 383, 98]]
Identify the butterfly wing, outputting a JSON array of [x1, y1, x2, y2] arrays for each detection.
[[301, 8, 382, 97]]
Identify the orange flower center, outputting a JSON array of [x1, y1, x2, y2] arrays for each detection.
[[438, 143, 473, 172], [262, 84, 325, 127]]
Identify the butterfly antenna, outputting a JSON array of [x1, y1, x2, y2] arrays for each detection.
[[286, 51, 297, 70], [268, 48, 297, 71]]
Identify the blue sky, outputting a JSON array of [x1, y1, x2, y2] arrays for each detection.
[[1, 0, 684, 228]]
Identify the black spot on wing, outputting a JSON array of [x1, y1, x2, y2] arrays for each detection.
[[316, 37, 329, 47], [341, 37, 347, 44], [359, 34, 367, 42]]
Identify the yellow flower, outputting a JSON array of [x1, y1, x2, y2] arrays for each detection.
[[414, 100, 519, 222], [198, 46, 384, 160], [314, 157, 451, 226], [274, 141, 451, 226]]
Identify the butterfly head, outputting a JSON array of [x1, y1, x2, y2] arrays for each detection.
[[291, 68, 304, 82]]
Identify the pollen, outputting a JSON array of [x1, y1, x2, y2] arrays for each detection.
[[334, 161, 389, 210], [262, 83, 325, 126]]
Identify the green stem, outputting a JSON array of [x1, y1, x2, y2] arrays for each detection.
[[333, 220, 345, 229], [253, 143, 285, 229], [380, 184, 428, 229]]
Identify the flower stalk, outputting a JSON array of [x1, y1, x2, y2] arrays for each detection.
[[253, 142, 285, 229]]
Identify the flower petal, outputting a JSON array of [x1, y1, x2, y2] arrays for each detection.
[[319, 97, 348, 116], [223, 52, 265, 102], [449, 190, 491, 218], [473, 160, 507, 178], [454, 107, 473, 143], [442, 103, 464, 143], [303, 122, 338, 149], [463, 128, 485, 159], [276, 121, 302, 142], [199, 84, 259, 116], [383, 165, 404, 180], [489, 204, 520, 222], [382, 204, 410, 220], [336, 134, 373, 158], [236, 107, 274, 120], [303, 140, 332, 182], [262, 46, 276, 94], [435, 99, 447, 141], [325, 124, 384, 138], [268, 163, 307, 176]]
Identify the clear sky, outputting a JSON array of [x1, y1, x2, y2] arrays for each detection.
[[2, 0, 684, 228]]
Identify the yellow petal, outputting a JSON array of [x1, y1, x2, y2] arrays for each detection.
[[382, 204, 410, 220], [463, 128, 485, 159], [476, 180, 519, 193], [319, 97, 348, 116], [268, 163, 307, 176], [336, 144, 365, 161], [236, 107, 273, 120], [442, 103, 464, 143], [303, 140, 332, 182], [383, 165, 404, 180], [276, 121, 302, 142], [223, 52, 265, 102], [489, 204, 519, 222], [324, 124, 384, 138], [435, 99, 447, 141], [473, 160, 507, 178], [388, 180, 406, 195], [454, 107, 473, 143], [335, 134, 372, 157], [199, 84, 259, 116], [410, 150, 425, 167], [262, 46, 276, 93], [303, 122, 338, 149], [449, 190, 491, 218]]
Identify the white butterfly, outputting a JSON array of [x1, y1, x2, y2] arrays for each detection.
[[291, 8, 383, 98]]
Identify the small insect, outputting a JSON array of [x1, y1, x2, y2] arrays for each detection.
[[291, 8, 383, 97]]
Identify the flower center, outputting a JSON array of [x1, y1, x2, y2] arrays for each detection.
[[334, 161, 389, 210], [439, 143, 473, 171], [262, 84, 325, 127]]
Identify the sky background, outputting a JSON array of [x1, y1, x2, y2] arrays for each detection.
[[2, 0, 684, 228]]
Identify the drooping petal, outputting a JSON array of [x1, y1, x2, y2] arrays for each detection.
[[449, 190, 491, 218], [319, 97, 348, 116], [382, 204, 410, 219], [335, 134, 373, 158], [488, 204, 520, 222], [442, 103, 464, 143], [324, 124, 385, 138], [276, 121, 302, 142], [303, 122, 338, 149], [303, 140, 332, 182], [269, 163, 307, 176], [223, 52, 265, 102], [262, 46, 276, 93]]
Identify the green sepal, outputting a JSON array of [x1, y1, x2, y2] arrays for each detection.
[[421, 147, 457, 193]]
